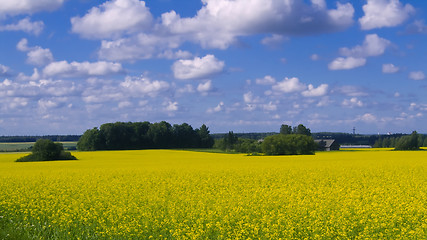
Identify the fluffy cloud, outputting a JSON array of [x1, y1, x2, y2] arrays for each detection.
[[0, 78, 78, 99], [197, 80, 213, 94], [16, 39, 53, 66], [0, 64, 10, 76], [164, 101, 178, 112], [43, 61, 124, 78], [172, 55, 224, 80], [272, 77, 307, 93], [359, 0, 415, 30], [71, 0, 153, 39], [120, 76, 170, 97], [96, 0, 354, 61], [340, 34, 391, 58], [409, 71, 425, 81], [83, 75, 169, 104], [329, 34, 390, 70], [0, 0, 64, 17], [328, 57, 366, 70], [255, 75, 276, 85], [98, 33, 182, 61], [342, 97, 364, 108], [207, 101, 224, 113], [358, 113, 377, 122], [162, 0, 354, 49], [0, 18, 44, 35], [301, 84, 329, 97], [272, 77, 328, 97], [382, 63, 399, 73]]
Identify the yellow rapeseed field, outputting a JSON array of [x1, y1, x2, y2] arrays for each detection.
[[0, 149, 426, 239]]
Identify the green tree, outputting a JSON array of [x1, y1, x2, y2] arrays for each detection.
[[17, 139, 76, 162], [77, 128, 105, 151], [293, 124, 311, 136], [147, 121, 173, 148], [173, 123, 197, 148], [262, 134, 316, 155], [395, 131, 420, 150], [280, 124, 292, 135], [373, 138, 383, 148], [197, 124, 214, 148]]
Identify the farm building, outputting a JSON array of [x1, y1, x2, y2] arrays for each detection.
[[315, 139, 340, 151]]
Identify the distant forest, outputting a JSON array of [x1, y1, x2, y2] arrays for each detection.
[[1, 131, 426, 147], [0, 135, 80, 142]]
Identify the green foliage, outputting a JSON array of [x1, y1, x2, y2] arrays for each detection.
[[77, 121, 214, 151], [16, 139, 77, 162], [280, 124, 292, 135], [394, 131, 420, 151], [197, 124, 215, 148], [215, 131, 239, 151], [262, 134, 316, 155], [77, 128, 105, 151], [293, 124, 311, 136], [280, 124, 311, 136]]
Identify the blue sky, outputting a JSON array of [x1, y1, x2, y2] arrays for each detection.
[[1, 0, 427, 135]]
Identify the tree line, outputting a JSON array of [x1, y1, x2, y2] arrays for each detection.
[[77, 121, 214, 151], [374, 131, 427, 150], [214, 124, 316, 155], [0, 135, 81, 143]]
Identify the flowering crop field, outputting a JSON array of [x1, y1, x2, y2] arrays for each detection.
[[0, 149, 426, 239]]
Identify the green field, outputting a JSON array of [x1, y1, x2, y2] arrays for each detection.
[[0, 149, 426, 239], [0, 142, 77, 152]]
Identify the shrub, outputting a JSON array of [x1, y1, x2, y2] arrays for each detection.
[[16, 139, 77, 162]]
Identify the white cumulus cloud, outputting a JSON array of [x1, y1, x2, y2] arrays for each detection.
[[164, 101, 178, 112], [382, 63, 399, 73], [409, 71, 425, 81], [272, 77, 307, 93], [359, 0, 415, 30], [0, 0, 65, 17], [301, 84, 329, 97], [328, 57, 366, 70], [339, 34, 391, 58], [71, 0, 153, 39], [16, 38, 53, 66], [120, 76, 169, 97], [255, 75, 276, 85], [162, 0, 354, 49], [43, 61, 124, 78], [342, 97, 364, 108], [0, 64, 10, 76], [172, 55, 224, 80], [207, 101, 224, 113], [329, 34, 390, 70], [99, 33, 182, 61], [197, 80, 213, 94], [0, 17, 44, 35]]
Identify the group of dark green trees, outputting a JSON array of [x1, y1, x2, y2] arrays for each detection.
[[77, 121, 214, 151], [374, 131, 426, 150], [214, 131, 262, 153], [16, 139, 76, 162], [262, 124, 316, 155], [215, 124, 316, 155]]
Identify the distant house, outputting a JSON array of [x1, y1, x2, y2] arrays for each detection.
[[315, 139, 340, 151]]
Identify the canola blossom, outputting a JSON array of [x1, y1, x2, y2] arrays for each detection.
[[0, 149, 426, 239]]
